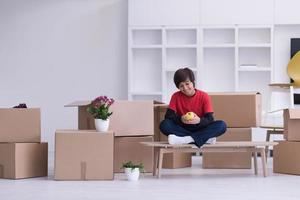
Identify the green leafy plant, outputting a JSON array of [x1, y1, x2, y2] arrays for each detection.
[[121, 161, 144, 172], [87, 96, 114, 120]]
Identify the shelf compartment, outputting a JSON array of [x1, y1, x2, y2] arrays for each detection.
[[238, 47, 271, 68], [132, 29, 162, 45], [203, 28, 235, 45], [166, 29, 197, 45], [132, 49, 162, 93], [238, 71, 271, 112], [166, 48, 197, 68], [238, 28, 271, 44], [203, 48, 235, 92]]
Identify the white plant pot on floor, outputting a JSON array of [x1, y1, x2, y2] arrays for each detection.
[[124, 168, 140, 181], [94, 119, 109, 132]]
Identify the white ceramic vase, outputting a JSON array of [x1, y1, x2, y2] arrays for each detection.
[[124, 168, 140, 181], [94, 118, 109, 132]]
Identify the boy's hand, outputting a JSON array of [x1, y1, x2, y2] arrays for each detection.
[[181, 114, 201, 124]]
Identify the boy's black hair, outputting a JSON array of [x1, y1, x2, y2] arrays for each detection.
[[173, 67, 195, 88]]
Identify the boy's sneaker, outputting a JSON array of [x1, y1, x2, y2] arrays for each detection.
[[206, 137, 216, 144]]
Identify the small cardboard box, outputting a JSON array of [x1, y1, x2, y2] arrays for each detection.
[[283, 109, 300, 141], [0, 108, 41, 142], [0, 143, 48, 179], [273, 141, 300, 175], [160, 134, 192, 169], [208, 92, 261, 128], [65, 100, 167, 137], [114, 136, 153, 173], [54, 130, 114, 180], [202, 128, 252, 169]]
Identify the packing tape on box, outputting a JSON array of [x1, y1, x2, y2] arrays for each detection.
[[80, 161, 87, 180]]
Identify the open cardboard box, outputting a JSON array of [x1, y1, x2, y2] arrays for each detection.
[[65, 100, 167, 137], [283, 108, 300, 141]]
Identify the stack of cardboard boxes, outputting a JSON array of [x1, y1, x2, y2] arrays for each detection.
[[55, 100, 166, 180], [273, 109, 300, 175], [0, 108, 48, 179], [202, 92, 261, 169]]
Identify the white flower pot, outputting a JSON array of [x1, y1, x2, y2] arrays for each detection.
[[124, 168, 140, 181], [94, 118, 109, 132]]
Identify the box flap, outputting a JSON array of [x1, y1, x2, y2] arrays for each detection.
[[64, 101, 91, 107], [288, 109, 300, 119]]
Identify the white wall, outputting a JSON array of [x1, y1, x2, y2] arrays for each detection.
[[0, 0, 128, 151]]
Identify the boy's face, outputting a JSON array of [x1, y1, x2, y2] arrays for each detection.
[[178, 79, 195, 97]]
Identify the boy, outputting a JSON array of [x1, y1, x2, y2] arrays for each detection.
[[160, 67, 227, 147]]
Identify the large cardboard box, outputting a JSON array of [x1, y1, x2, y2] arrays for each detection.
[[273, 141, 300, 175], [208, 92, 261, 128], [283, 109, 300, 141], [202, 128, 252, 169], [54, 130, 114, 180], [114, 136, 154, 173], [65, 100, 167, 137], [0, 108, 41, 142], [0, 143, 48, 179], [160, 134, 192, 169]]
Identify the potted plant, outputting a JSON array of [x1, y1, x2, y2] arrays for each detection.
[[87, 96, 114, 132], [121, 161, 144, 181]]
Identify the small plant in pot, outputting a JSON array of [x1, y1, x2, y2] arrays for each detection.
[[122, 161, 144, 181], [87, 96, 114, 132]]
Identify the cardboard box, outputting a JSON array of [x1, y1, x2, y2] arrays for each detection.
[[283, 109, 300, 141], [114, 136, 154, 173], [0, 108, 41, 142], [202, 128, 252, 169], [0, 143, 48, 179], [208, 92, 261, 128], [273, 141, 300, 175], [54, 130, 114, 180], [160, 134, 192, 169], [65, 100, 167, 137]]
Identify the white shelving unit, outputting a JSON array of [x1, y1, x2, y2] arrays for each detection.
[[129, 25, 273, 111], [128, 26, 199, 103], [200, 25, 273, 112]]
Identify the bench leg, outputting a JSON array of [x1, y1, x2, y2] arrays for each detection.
[[253, 151, 258, 175], [259, 148, 267, 177], [153, 148, 159, 176], [157, 149, 164, 178], [265, 130, 271, 162]]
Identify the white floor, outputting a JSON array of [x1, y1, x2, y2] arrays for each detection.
[[1, 154, 300, 200]]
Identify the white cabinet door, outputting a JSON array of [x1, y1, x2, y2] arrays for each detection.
[[129, 0, 199, 26], [275, 0, 300, 24], [201, 0, 274, 25]]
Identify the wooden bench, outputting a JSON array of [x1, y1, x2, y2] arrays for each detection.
[[141, 141, 278, 178]]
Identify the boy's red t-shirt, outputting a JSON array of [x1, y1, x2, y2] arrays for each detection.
[[168, 89, 213, 117]]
